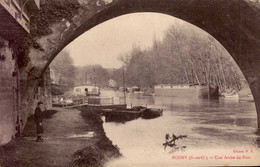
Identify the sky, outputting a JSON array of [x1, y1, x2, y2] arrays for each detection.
[[66, 13, 180, 68]]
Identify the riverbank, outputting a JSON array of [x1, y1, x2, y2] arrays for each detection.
[[0, 107, 121, 167], [71, 106, 121, 167]]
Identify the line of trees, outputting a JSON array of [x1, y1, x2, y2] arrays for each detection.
[[74, 64, 109, 87], [50, 23, 246, 93], [50, 50, 75, 86], [50, 50, 110, 88], [113, 24, 245, 93]]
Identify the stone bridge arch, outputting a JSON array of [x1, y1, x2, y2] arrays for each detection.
[[22, 0, 260, 128]]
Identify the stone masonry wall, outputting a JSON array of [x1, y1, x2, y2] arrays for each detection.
[[0, 36, 52, 146], [0, 36, 18, 145]]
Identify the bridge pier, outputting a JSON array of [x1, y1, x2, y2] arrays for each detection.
[[252, 90, 260, 129], [254, 96, 260, 129], [246, 74, 260, 129]]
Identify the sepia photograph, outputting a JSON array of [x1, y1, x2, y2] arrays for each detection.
[[0, 0, 260, 166]]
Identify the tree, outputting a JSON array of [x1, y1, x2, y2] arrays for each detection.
[[74, 65, 109, 87], [111, 23, 246, 92], [50, 49, 75, 86]]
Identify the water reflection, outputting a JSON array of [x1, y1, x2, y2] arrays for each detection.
[[100, 90, 260, 166], [104, 113, 139, 123], [103, 112, 161, 123]]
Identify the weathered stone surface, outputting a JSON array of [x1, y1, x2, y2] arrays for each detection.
[[0, 36, 18, 145]]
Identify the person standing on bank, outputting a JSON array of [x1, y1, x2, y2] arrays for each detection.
[[34, 102, 45, 142]]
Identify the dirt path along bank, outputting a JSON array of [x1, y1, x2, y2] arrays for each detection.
[[0, 107, 121, 167]]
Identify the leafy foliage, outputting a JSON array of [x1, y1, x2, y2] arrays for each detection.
[[74, 65, 110, 87], [30, 0, 80, 37], [50, 50, 75, 86], [113, 24, 245, 92], [12, 0, 81, 69], [10, 36, 31, 68]]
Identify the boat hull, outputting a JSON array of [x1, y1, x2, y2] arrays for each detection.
[[154, 84, 219, 99], [141, 108, 163, 119]]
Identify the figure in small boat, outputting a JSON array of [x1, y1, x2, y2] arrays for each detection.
[[163, 133, 187, 150]]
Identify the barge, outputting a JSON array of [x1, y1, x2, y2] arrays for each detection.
[[154, 84, 219, 98]]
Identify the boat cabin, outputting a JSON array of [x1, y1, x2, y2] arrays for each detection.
[[73, 85, 100, 96]]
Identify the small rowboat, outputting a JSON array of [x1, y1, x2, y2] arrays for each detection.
[[141, 108, 163, 119], [103, 106, 163, 121]]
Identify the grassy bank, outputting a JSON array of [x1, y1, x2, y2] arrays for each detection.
[[70, 106, 122, 167]]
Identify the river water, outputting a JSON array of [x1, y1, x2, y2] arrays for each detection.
[[100, 90, 260, 166]]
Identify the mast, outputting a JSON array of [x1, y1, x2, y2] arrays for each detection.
[[85, 71, 88, 85], [94, 67, 96, 86], [122, 64, 126, 104]]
